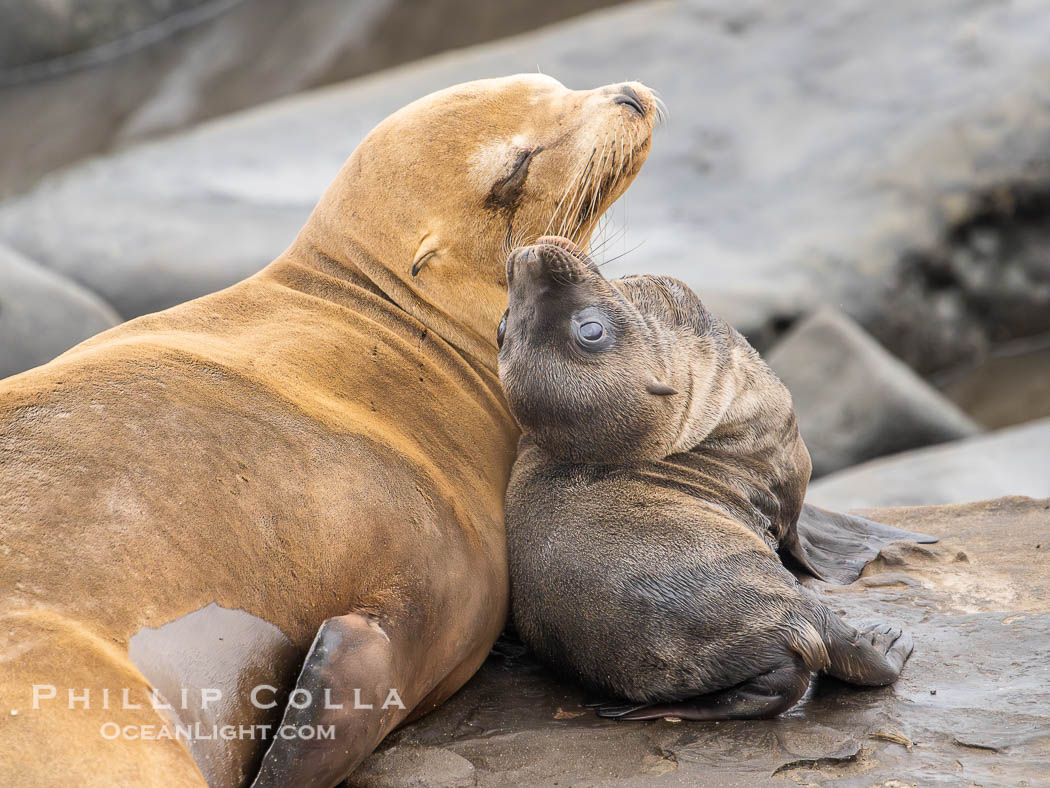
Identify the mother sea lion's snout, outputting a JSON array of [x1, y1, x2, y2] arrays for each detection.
[[611, 83, 648, 117]]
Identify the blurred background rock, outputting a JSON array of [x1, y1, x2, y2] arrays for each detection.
[[2, 0, 1049, 502], [0, 0, 625, 196]]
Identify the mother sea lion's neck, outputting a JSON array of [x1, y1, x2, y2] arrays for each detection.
[[280, 225, 503, 380]]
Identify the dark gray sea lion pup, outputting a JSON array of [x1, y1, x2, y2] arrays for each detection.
[[497, 237, 936, 720]]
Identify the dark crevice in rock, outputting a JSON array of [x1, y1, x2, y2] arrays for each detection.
[[951, 736, 1003, 753], [873, 182, 1050, 376], [770, 740, 862, 776], [743, 312, 804, 354]]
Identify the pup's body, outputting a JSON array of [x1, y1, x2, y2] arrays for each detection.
[[499, 239, 933, 719]]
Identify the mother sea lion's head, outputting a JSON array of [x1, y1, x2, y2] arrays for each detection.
[[299, 74, 660, 366]]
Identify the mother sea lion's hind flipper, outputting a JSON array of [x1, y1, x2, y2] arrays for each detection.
[[251, 613, 404, 788], [595, 656, 811, 721], [785, 503, 938, 585]]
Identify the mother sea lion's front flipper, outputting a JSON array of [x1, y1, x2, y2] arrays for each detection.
[[785, 503, 938, 585], [251, 613, 407, 788]]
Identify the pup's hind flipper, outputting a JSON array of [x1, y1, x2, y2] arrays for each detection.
[[784, 503, 938, 585], [595, 656, 811, 721]]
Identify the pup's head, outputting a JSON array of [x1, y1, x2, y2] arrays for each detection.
[[497, 237, 692, 463]]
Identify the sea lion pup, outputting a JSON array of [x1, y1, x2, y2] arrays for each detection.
[[498, 238, 935, 720], [0, 76, 657, 788]]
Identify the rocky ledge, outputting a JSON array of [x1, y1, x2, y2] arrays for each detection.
[[350, 496, 1050, 787]]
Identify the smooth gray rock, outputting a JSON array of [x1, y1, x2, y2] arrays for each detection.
[[0, 245, 120, 379], [767, 306, 980, 477], [353, 497, 1050, 786], [808, 418, 1050, 510], [0, 0, 624, 196], [3, 0, 1050, 369]]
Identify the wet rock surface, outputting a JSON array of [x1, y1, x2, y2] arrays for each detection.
[[3, 0, 1050, 368], [766, 307, 980, 477], [809, 418, 1050, 510], [0, 244, 120, 379], [352, 497, 1050, 787]]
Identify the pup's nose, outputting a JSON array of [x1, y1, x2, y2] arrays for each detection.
[[506, 246, 539, 284], [613, 84, 645, 117]]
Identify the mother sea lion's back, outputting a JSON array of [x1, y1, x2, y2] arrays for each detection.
[[0, 264, 516, 786]]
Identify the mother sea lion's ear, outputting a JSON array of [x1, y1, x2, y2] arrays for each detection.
[[411, 249, 438, 277], [646, 378, 678, 396]]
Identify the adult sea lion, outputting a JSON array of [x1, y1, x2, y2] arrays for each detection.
[[499, 238, 936, 720], [0, 76, 658, 787]]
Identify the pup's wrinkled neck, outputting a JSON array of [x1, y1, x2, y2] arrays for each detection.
[[687, 332, 797, 461]]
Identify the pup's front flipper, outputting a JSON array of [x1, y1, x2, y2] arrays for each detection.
[[250, 613, 406, 788], [784, 503, 938, 585], [596, 655, 811, 721]]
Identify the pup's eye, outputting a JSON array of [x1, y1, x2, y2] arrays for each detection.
[[497, 310, 508, 349], [578, 321, 604, 342], [571, 308, 612, 352]]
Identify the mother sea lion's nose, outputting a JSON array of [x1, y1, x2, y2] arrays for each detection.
[[613, 84, 646, 117]]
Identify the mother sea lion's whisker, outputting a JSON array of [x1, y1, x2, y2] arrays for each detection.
[[583, 134, 618, 240], [583, 138, 611, 236], [621, 119, 633, 181], [589, 220, 630, 259], [594, 239, 645, 268], [568, 134, 608, 238], [575, 150, 609, 242], [626, 123, 636, 174], [542, 164, 574, 239], [653, 92, 669, 125], [546, 145, 595, 240], [565, 136, 608, 243], [559, 148, 598, 241], [617, 117, 628, 183], [590, 209, 613, 255]]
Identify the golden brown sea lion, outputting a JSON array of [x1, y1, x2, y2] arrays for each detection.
[[0, 76, 657, 787], [498, 238, 936, 720]]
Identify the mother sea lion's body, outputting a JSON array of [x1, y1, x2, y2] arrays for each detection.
[[499, 241, 934, 720], [0, 76, 657, 787]]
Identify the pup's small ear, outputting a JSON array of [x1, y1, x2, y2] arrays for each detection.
[[646, 378, 678, 396]]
